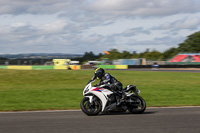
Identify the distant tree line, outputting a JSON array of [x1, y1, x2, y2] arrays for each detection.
[[73, 52, 103, 64], [75, 31, 200, 63]]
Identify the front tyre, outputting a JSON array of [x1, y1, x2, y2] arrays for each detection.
[[80, 97, 102, 116], [128, 95, 146, 114]]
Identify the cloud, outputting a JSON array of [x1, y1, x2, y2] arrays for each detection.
[[121, 27, 150, 37], [121, 35, 186, 52], [1, 0, 200, 17], [39, 20, 68, 34], [0, 17, 194, 54], [0, 0, 200, 54], [89, 0, 200, 17], [0, 0, 81, 15], [154, 17, 200, 30]]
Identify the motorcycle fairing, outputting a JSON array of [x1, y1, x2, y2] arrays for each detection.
[[84, 87, 113, 111]]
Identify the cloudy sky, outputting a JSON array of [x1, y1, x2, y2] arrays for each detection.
[[0, 0, 200, 54]]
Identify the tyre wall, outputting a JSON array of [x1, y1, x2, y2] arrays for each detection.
[[0, 65, 81, 70]]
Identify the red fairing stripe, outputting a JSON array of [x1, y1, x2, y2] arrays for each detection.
[[92, 87, 101, 92]]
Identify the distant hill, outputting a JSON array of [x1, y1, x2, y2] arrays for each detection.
[[0, 53, 83, 59]]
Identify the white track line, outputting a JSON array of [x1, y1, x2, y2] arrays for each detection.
[[0, 106, 200, 114]]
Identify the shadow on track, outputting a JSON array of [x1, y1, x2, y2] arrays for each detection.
[[99, 111, 157, 116]]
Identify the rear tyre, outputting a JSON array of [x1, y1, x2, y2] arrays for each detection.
[[80, 97, 102, 116], [128, 95, 146, 114]]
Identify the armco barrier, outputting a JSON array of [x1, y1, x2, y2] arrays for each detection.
[[158, 65, 200, 68], [166, 62, 200, 65], [0, 66, 7, 69], [128, 65, 152, 69], [115, 65, 128, 69], [70, 65, 81, 70], [2, 64, 200, 70], [97, 65, 128, 69], [128, 65, 200, 68], [97, 65, 116, 69], [32, 65, 54, 70], [54, 65, 81, 70], [0, 65, 81, 70], [8, 65, 32, 70], [81, 65, 94, 69], [53, 66, 66, 70]]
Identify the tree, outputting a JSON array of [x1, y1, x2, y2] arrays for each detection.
[[178, 31, 200, 53], [143, 50, 162, 61], [73, 51, 101, 64], [121, 51, 132, 59], [102, 49, 121, 60], [162, 47, 178, 60]]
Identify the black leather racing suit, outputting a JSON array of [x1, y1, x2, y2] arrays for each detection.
[[96, 73, 123, 91]]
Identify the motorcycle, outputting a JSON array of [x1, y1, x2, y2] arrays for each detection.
[[80, 80, 146, 115]]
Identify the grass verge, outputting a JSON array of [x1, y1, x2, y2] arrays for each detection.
[[0, 69, 200, 111]]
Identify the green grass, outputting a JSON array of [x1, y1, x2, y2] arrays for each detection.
[[0, 69, 200, 111]]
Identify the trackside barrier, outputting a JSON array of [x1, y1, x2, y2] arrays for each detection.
[[128, 65, 200, 68], [0, 66, 7, 69], [115, 65, 128, 69], [97, 65, 116, 69], [53, 65, 81, 70], [166, 62, 200, 65], [97, 65, 128, 69], [1, 65, 200, 70], [70, 65, 81, 70], [0, 65, 81, 70], [54, 66, 66, 70], [54, 65, 81, 70], [32, 66, 54, 70], [8, 66, 32, 70]]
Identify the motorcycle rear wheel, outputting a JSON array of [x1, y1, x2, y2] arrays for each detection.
[[128, 95, 146, 114], [80, 97, 102, 116]]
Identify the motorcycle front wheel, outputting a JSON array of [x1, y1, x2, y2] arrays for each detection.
[[80, 97, 102, 116], [128, 95, 146, 114]]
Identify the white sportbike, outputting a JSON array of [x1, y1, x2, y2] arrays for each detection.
[[80, 80, 146, 115]]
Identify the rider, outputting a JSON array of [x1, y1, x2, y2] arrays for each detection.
[[90, 68, 123, 105]]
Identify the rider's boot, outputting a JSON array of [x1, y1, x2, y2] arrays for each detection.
[[116, 99, 121, 106], [116, 91, 125, 106]]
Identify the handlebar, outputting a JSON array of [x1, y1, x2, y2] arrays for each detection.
[[86, 80, 95, 85], [87, 80, 111, 89], [99, 84, 110, 87]]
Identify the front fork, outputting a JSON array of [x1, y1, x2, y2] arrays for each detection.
[[85, 96, 93, 104], [85, 96, 99, 105]]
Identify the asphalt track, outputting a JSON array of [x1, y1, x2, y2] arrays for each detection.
[[0, 107, 199, 133]]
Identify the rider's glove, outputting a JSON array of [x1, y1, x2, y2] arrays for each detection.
[[96, 82, 101, 86], [94, 82, 102, 87]]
